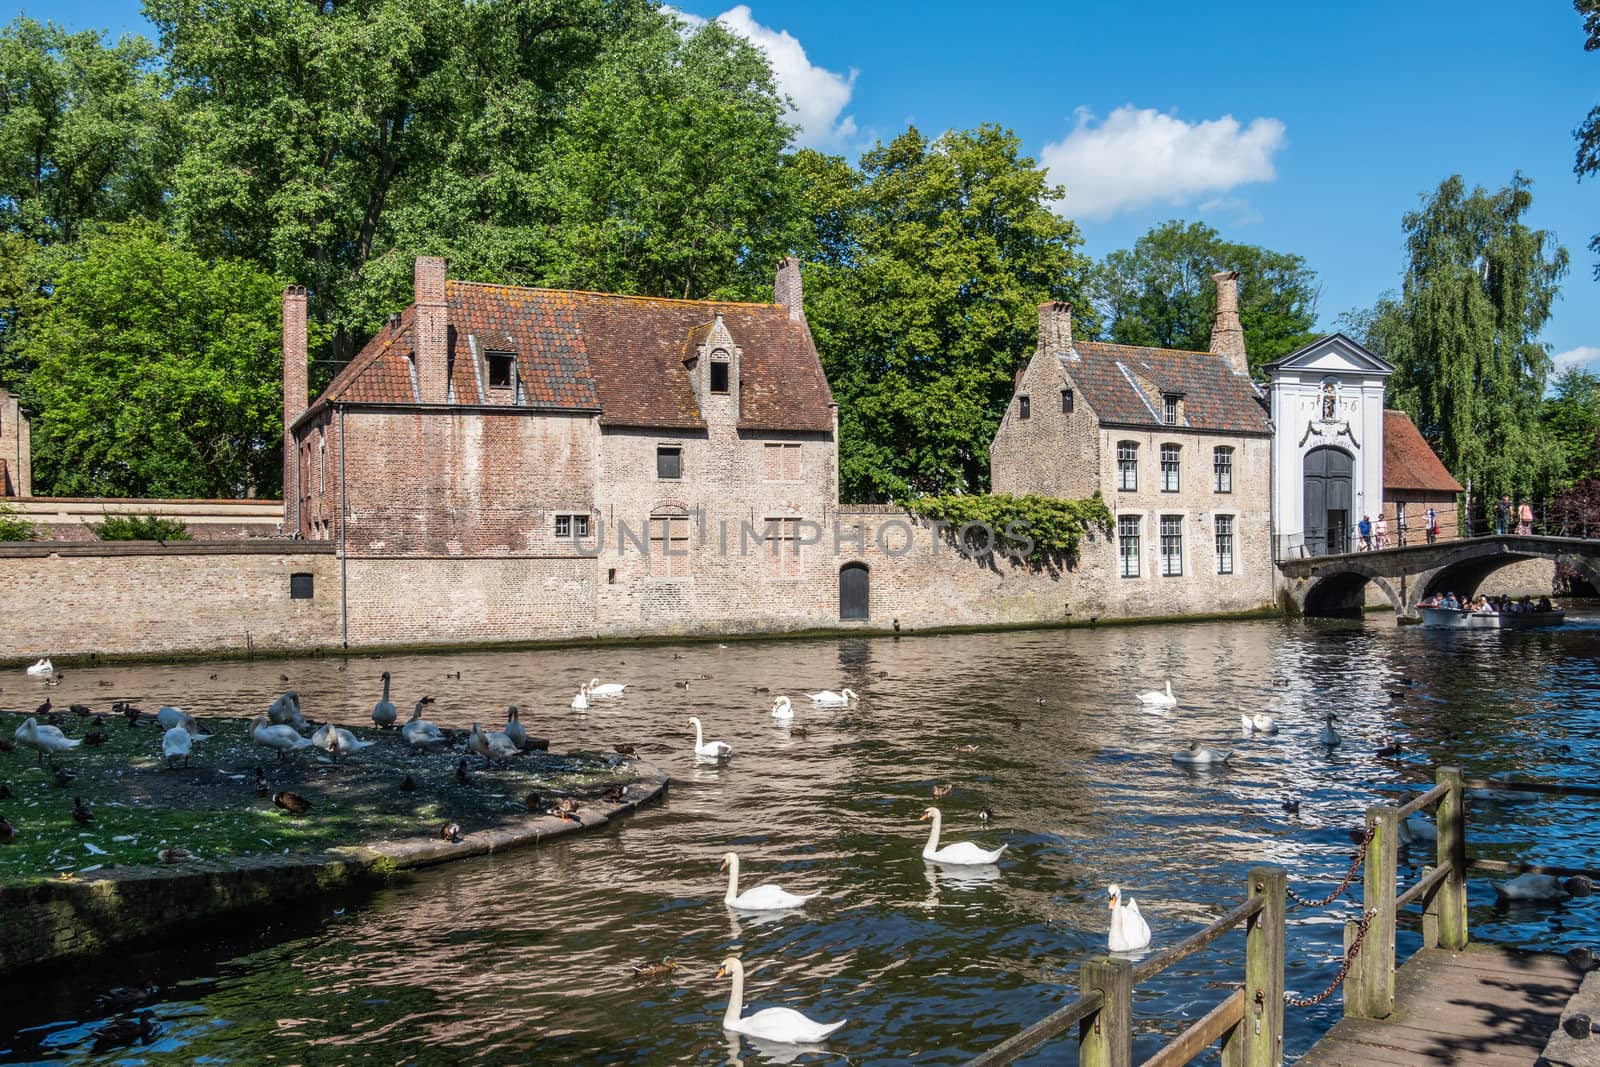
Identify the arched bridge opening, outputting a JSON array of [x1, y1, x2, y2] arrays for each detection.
[[1297, 570, 1402, 618]]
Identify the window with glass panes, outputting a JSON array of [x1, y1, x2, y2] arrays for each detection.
[[1162, 394, 1180, 425], [1213, 446, 1233, 493], [1117, 442, 1138, 491], [1160, 444, 1180, 492], [1215, 514, 1234, 574], [1118, 515, 1141, 577], [1160, 515, 1183, 576]]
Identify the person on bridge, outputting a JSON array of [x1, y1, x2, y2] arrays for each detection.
[[1517, 500, 1534, 535], [1425, 507, 1439, 544], [1358, 514, 1373, 551], [1375, 514, 1389, 549], [1495, 494, 1512, 535]]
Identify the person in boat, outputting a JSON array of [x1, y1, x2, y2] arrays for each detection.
[[1442, 592, 1460, 610], [1518, 595, 1534, 613], [1474, 596, 1497, 615], [1538, 596, 1555, 612]]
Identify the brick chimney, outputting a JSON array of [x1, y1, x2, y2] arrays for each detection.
[[1210, 270, 1248, 376], [1038, 301, 1073, 356], [775, 257, 803, 321], [414, 256, 449, 402], [281, 285, 308, 528]]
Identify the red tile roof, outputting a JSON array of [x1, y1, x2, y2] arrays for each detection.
[[303, 281, 834, 434], [1059, 341, 1271, 435], [1384, 409, 1463, 493]]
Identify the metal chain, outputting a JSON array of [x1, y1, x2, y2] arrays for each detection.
[[1285, 821, 1375, 909], [1284, 907, 1377, 1008]]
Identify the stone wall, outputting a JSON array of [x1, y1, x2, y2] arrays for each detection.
[[8, 497, 284, 542], [0, 386, 29, 498], [0, 543, 339, 661], [990, 350, 1101, 500]]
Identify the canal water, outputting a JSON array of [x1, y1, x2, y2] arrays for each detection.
[[5, 615, 1600, 1065]]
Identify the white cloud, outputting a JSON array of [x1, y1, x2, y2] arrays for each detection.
[[1040, 106, 1288, 220], [1554, 345, 1600, 372], [671, 5, 858, 151]]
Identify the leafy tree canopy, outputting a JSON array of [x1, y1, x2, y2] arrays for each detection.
[[17, 223, 312, 498], [1544, 366, 1600, 488], [1575, 0, 1600, 276], [1093, 219, 1321, 374], [796, 125, 1095, 501]]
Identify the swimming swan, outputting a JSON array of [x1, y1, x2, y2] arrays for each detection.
[[716, 957, 846, 1044], [687, 717, 732, 761], [1494, 873, 1593, 902], [1318, 712, 1342, 747], [25, 658, 53, 677], [1240, 712, 1277, 735], [1108, 884, 1152, 951], [1138, 681, 1177, 707], [1172, 740, 1233, 767], [771, 696, 795, 721], [806, 689, 857, 707], [571, 685, 590, 711], [372, 672, 397, 729], [588, 678, 628, 698], [920, 806, 1006, 865], [721, 852, 819, 911]]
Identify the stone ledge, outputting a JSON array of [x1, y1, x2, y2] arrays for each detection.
[[0, 541, 336, 559], [0, 761, 668, 976]]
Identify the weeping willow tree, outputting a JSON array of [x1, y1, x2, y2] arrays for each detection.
[[1354, 174, 1567, 510]]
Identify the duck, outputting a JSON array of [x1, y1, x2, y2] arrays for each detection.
[[588, 677, 628, 698], [401, 697, 446, 747], [687, 716, 732, 761], [502, 706, 527, 750], [371, 672, 397, 729], [73, 796, 94, 825], [25, 658, 53, 677], [1172, 740, 1233, 767], [1108, 884, 1152, 952], [632, 958, 676, 979], [715, 957, 846, 1044], [439, 822, 463, 843], [720, 851, 820, 911], [806, 688, 857, 707], [162, 725, 193, 769], [1375, 737, 1405, 758], [1318, 712, 1341, 747], [1138, 680, 1177, 707], [571, 684, 590, 711], [1494, 873, 1594, 902], [14, 717, 80, 764], [312, 723, 375, 763], [770, 696, 795, 721], [273, 790, 312, 816], [157, 706, 207, 737], [92, 1010, 160, 1051], [250, 715, 313, 760], [920, 805, 1006, 865], [1240, 712, 1277, 735]]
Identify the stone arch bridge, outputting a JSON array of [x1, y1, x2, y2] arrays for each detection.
[[1277, 535, 1600, 619]]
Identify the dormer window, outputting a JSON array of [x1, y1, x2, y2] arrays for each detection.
[[487, 352, 514, 390], [710, 357, 730, 394], [1162, 394, 1181, 426]]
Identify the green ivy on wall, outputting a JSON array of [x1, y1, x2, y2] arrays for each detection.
[[904, 492, 1112, 565]]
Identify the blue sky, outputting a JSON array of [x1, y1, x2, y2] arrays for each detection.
[[32, 1, 1600, 371]]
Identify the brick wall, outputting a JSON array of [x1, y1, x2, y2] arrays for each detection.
[[0, 544, 339, 660], [990, 353, 1102, 499], [8, 497, 284, 542], [0, 386, 30, 498]]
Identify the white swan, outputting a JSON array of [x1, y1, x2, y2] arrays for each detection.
[[401, 697, 446, 746], [716, 957, 846, 1044], [687, 716, 732, 761], [14, 716, 80, 763], [251, 715, 312, 760], [162, 725, 193, 769], [1240, 712, 1277, 735], [721, 852, 819, 910], [571, 684, 590, 711], [1318, 712, 1341, 747], [771, 696, 795, 721], [1495, 872, 1593, 902], [157, 706, 207, 736], [1397, 814, 1436, 847], [1138, 680, 1177, 707], [920, 806, 1006, 865], [25, 658, 53, 677], [372, 672, 397, 729], [312, 723, 375, 763], [806, 688, 857, 707], [467, 722, 520, 765], [503, 706, 526, 750], [1108, 884, 1152, 951], [588, 677, 628, 698], [1172, 740, 1232, 767]]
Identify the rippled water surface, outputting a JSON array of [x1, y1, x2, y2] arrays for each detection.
[[6, 614, 1600, 1065]]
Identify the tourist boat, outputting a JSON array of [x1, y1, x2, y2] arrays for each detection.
[[1418, 606, 1566, 630]]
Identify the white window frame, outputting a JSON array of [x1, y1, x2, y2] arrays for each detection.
[[1160, 514, 1183, 577], [1213, 446, 1233, 494], [1160, 444, 1180, 493], [1117, 442, 1138, 492], [1215, 514, 1234, 575], [1118, 515, 1141, 578]]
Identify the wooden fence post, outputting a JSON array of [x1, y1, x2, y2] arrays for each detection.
[[1344, 804, 1398, 1019], [1078, 957, 1133, 1067], [1430, 766, 1468, 950], [1244, 866, 1286, 1067]]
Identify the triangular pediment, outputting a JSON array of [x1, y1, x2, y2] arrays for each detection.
[[1267, 333, 1393, 376]]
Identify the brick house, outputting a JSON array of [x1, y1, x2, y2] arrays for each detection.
[[0, 386, 30, 498], [990, 272, 1274, 608], [1381, 409, 1463, 544], [284, 256, 847, 640]]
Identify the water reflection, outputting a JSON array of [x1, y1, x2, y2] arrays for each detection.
[[5, 615, 1600, 1064]]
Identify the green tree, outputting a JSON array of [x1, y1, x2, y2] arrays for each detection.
[[796, 125, 1095, 500], [0, 17, 172, 244], [1575, 0, 1600, 275], [1093, 219, 1320, 372], [17, 223, 300, 498], [1351, 174, 1567, 506], [1544, 366, 1600, 487]]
